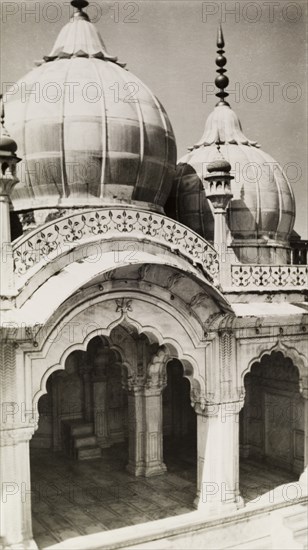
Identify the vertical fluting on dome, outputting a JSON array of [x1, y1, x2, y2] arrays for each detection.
[[215, 25, 229, 107]]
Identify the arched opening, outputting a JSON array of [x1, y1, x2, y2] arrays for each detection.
[[163, 359, 197, 498], [30, 329, 198, 547], [239, 351, 304, 504]]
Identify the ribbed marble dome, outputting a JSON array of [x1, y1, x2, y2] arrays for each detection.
[[5, 3, 176, 213], [168, 104, 295, 243]]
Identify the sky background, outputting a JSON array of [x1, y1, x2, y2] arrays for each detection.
[[1, 0, 307, 237]]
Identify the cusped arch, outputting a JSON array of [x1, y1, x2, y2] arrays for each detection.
[[241, 340, 308, 396], [33, 327, 133, 411], [32, 315, 204, 414]]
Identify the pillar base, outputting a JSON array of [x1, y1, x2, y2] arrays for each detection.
[[299, 468, 308, 495], [144, 462, 167, 477], [97, 437, 112, 449], [239, 444, 250, 459], [126, 461, 167, 478], [194, 494, 245, 518], [2, 538, 38, 550], [126, 462, 146, 477]]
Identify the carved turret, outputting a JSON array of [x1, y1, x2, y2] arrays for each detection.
[[204, 145, 234, 286], [0, 96, 21, 298]]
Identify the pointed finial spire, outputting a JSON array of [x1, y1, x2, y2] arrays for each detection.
[[215, 25, 229, 106], [71, 0, 89, 20], [0, 94, 6, 132]]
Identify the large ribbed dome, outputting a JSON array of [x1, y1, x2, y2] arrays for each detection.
[[168, 104, 295, 244], [5, 3, 176, 213]]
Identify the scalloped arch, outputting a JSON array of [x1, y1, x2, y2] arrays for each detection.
[[242, 340, 308, 393], [32, 314, 203, 411]]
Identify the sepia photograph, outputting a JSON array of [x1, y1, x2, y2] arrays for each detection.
[[0, 0, 307, 548]]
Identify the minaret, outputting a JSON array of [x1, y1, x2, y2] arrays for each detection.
[[0, 96, 20, 298], [203, 27, 234, 287], [205, 146, 233, 244], [215, 25, 230, 107]]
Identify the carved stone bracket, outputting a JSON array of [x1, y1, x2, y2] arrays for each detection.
[[145, 346, 169, 390]]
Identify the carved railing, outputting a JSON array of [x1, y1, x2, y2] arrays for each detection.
[[13, 208, 220, 282], [231, 264, 308, 291]]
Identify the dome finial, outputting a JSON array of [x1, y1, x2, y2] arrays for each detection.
[[71, 0, 89, 20], [215, 25, 230, 107], [1, 94, 5, 129], [71, 0, 89, 9]]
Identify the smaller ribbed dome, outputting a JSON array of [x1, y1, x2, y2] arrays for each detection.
[[166, 26, 296, 264], [168, 104, 295, 246]]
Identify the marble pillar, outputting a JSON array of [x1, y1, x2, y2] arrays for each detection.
[[194, 401, 244, 517], [0, 427, 37, 549], [299, 390, 308, 494], [126, 383, 166, 477], [126, 386, 145, 476], [82, 369, 93, 423], [143, 386, 167, 477], [92, 372, 111, 448]]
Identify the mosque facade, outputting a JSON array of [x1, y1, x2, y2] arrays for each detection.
[[0, 1, 307, 548]]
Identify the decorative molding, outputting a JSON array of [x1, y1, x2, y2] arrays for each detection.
[[189, 292, 209, 308], [137, 264, 151, 282], [220, 331, 233, 402], [0, 343, 16, 404], [13, 208, 220, 283], [165, 272, 185, 290], [115, 298, 133, 315], [231, 264, 308, 291]]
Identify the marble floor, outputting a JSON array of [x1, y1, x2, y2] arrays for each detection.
[[30, 440, 297, 549]]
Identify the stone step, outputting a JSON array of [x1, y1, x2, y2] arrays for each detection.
[[77, 446, 102, 460], [284, 509, 308, 550], [284, 509, 308, 531], [273, 503, 308, 550], [74, 435, 97, 448], [294, 529, 308, 550], [70, 422, 94, 437]]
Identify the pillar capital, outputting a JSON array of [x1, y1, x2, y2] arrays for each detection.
[[192, 397, 245, 417], [299, 375, 308, 400], [145, 346, 168, 391], [0, 425, 36, 446]]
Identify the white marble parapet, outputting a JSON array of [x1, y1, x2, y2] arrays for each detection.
[[231, 264, 308, 292], [12, 207, 220, 285]]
